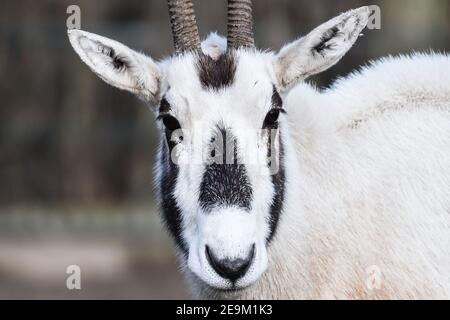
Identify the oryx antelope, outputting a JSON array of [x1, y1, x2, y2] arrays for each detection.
[[68, 0, 450, 299]]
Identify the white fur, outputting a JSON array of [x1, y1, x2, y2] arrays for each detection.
[[200, 52, 450, 299], [68, 6, 450, 299]]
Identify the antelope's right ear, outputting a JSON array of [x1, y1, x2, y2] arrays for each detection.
[[273, 7, 370, 92], [68, 29, 161, 104]]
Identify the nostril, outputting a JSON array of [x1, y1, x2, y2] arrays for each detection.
[[205, 244, 255, 283]]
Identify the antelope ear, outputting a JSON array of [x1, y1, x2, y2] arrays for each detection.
[[68, 29, 161, 104], [274, 6, 370, 91]]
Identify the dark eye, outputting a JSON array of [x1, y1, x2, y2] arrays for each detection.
[[263, 109, 281, 128], [162, 115, 181, 131]]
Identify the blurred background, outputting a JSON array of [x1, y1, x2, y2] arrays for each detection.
[[0, 0, 449, 299]]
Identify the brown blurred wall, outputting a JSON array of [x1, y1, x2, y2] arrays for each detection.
[[0, 0, 449, 208]]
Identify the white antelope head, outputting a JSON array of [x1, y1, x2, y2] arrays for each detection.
[[68, 0, 369, 292]]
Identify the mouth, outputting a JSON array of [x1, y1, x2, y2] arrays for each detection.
[[195, 272, 255, 293]]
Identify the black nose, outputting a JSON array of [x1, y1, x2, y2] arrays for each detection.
[[205, 244, 255, 282]]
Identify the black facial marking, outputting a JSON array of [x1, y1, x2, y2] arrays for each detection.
[[158, 97, 186, 254], [314, 26, 339, 53], [159, 97, 171, 114], [196, 53, 237, 90], [263, 109, 281, 129], [199, 128, 253, 212], [266, 87, 286, 243], [200, 163, 253, 211], [162, 116, 181, 132], [159, 142, 188, 255], [267, 135, 285, 243], [157, 98, 183, 151], [263, 87, 285, 129], [271, 86, 283, 108]]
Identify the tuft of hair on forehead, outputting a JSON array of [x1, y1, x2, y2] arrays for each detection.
[[196, 33, 237, 91], [201, 32, 227, 60], [196, 55, 236, 91]]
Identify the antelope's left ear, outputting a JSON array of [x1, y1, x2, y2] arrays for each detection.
[[68, 29, 161, 104], [274, 6, 370, 92]]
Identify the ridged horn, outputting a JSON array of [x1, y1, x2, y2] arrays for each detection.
[[167, 0, 201, 53], [227, 0, 254, 49]]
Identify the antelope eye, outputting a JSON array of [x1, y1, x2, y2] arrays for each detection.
[[162, 115, 181, 131], [263, 109, 281, 128]]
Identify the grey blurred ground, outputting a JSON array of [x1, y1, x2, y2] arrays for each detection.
[[0, 206, 189, 299], [0, 239, 188, 299]]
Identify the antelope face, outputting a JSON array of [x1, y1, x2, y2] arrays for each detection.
[[156, 47, 286, 290], [67, 0, 369, 293]]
